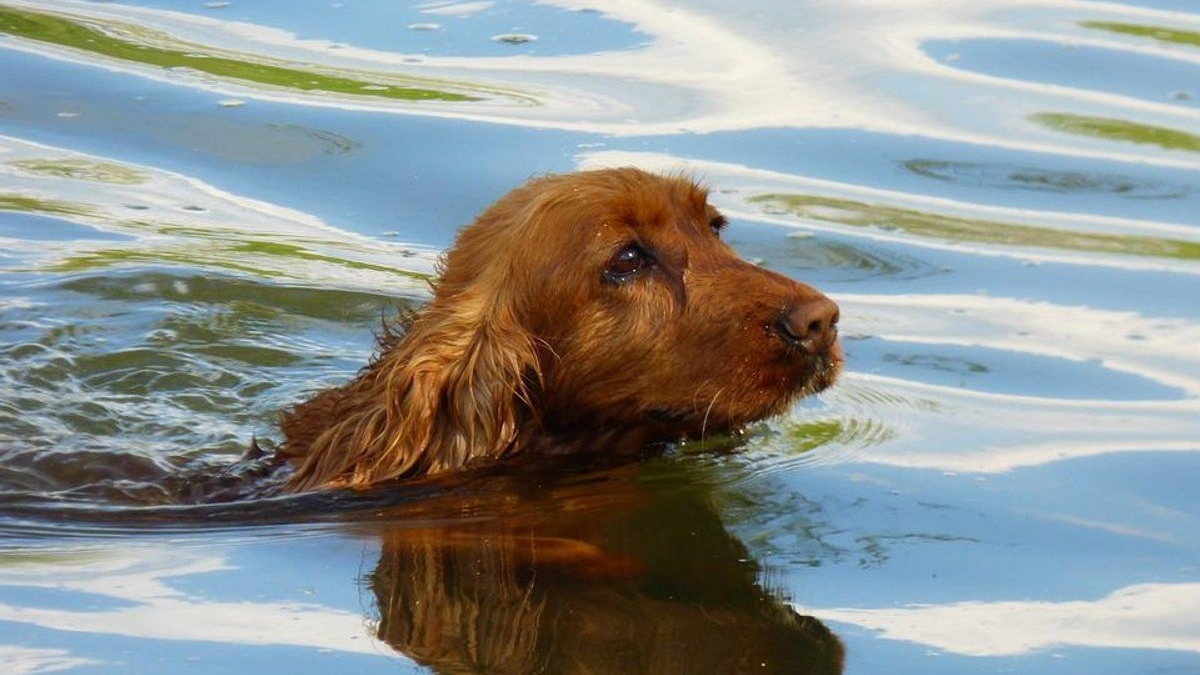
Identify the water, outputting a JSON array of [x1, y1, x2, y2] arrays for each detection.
[[1, 0, 1198, 673]]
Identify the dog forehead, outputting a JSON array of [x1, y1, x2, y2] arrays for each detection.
[[519, 170, 711, 253], [594, 173, 709, 234]]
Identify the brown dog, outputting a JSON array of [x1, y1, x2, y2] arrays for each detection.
[[280, 168, 841, 491]]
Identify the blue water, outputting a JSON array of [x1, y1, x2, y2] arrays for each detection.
[[1, 1, 1198, 674], [124, 0, 647, 56], [924, 38, 1200, 109]]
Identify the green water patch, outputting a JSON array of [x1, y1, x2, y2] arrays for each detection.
[[783, 416, 895, 457], [1030, 113, 1200, 153], [0, 193, 95, 217], [0, 192, 432, 282], [1081, 20, 1200, 49], [9, 159, 147, 184], [228, 240, 430, 279], [50, 246, 282, 277], [0, 5, 481, 102], [750, 193, 1200, 260], [57, 271, 410, 324], [784, 419, 846, 454], [49, 233, 432, 282], [0, 549, 104, 567]]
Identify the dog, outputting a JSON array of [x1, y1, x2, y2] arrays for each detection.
[[280, 168, 841, 492]]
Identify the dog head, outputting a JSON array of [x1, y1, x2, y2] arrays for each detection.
[[285, 168, 841, 490]]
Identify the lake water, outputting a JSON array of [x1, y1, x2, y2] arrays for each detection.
[[1, 1, 1199, 673]]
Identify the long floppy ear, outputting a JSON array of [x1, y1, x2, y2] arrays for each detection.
[[285, 286, 541, 492]]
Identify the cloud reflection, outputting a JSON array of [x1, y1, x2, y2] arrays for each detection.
[[8, 0, 1200, 167], [0, 646, 97, 675], [0, 546, 386, 656], [812, 582, 1200, 656]]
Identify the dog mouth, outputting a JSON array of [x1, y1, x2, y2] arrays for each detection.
[[644, 350, 843, 430], [642, 407, 743, 443], [801, 345, 844, 394]]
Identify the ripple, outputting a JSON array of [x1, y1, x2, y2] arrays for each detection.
[[0, 270, 408, 516], [0, 132, 439, 514], [0, 134, 439, 290], [835, 379, 942, 412], [724, 382, 914, 481], [739, 233, 945, 283], [0, 5, 482, 103], [922, 37, 1200, 112], [902, 159, 1192, 200], [850, 335, 1185, 401], [0, 453, 659, 540], [776, 415, 894, 466], [749, 192, 1200, 260]]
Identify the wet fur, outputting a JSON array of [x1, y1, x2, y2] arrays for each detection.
[[281, 168, 841, 491]]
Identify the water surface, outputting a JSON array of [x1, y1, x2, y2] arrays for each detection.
[[1, 1, 1198, 673]]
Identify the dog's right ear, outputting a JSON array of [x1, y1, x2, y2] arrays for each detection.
[[284, 283, 541, 492]]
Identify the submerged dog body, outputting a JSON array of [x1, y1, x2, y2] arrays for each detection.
[[281, 168, 841, 491]]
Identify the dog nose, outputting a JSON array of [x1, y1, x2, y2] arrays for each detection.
[[774, 296, 840, 352]]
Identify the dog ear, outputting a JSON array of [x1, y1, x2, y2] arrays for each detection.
[[285, 286, 541, 491]]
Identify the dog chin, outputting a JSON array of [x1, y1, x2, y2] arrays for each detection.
[[796, 341, 844, 394], [809, 351, 844, 393], [644, 348, 843, 437]]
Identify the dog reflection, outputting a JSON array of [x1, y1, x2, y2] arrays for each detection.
[[364, 468, 844, 675]]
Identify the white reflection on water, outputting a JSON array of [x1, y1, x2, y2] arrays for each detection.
[[7, 0, 1200, 168], [419, 1, 497, 18], [0, 135, 438, 292], [826, 292, 1200, 472], [809, 582, 1200, 656], [847, 293, 1200, 396], [820, 294, 1200, 474], [0, 646, 97, 675], [828, 375, 1200, 473], [0, 546, 387, 656]]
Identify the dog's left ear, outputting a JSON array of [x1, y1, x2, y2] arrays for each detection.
[[410, 290, 543, 473], [285, 286, 541, 491]]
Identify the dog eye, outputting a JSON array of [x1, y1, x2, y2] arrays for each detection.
[[604, 244, 650, 283], [709, 214, 728, 235]]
